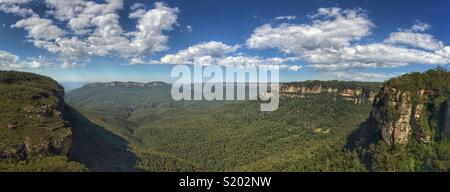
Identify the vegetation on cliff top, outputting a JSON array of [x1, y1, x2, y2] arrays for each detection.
[[351, 67, 450, 171], [284, 80, 381, 93], [386, 67, 450, 93], [0, 71, 85, 171]]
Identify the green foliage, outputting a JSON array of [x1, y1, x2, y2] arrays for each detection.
[[353, 67, 450, 171], [386, 67, 450, 92], [0, 70, 85, 171], [0, 156, 86, 172], [67, 82, 375, 171], [363, 140, 450, 172]]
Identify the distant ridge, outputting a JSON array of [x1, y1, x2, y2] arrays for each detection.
[[85, 81, 169, 88]]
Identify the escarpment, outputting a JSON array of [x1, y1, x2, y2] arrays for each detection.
[[372, 87, 434, 146], [0, 71, 73, 160], [367, 68, 450, 147], [280, 81, 380, 104]]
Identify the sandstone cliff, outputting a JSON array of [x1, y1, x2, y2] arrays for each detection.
[[371, 87, 433, 146], [280, 81, 379, 104], [0, 71, 72, 160], [368, 68, 450, 147]]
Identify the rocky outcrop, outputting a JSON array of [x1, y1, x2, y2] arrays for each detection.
[[445, 97, 450, 136], [371, 86, 448, 147], [280, 82, 379, 104], [372, 87, 414, 146], [0, 71, 73, 160], [369, 68, 450, 148]]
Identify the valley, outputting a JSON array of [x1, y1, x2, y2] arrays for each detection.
[[1, 68, 449, 172], [65, 80, 377, 171]]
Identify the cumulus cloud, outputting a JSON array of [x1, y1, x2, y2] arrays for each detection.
[[147, 41, 302, 71], [437, 46, 450, 58], [304, 43, 449, 70], [12, 15, 65, 40], [323, 71, 397, 82], [127, 2, 179, 57], [215, 55, 299, 68], [384, 22, 443, 51], [247, 7, 373, 53], [0, 50, 52, 69], [288, 65, 302, 71], [0, 50, 22, 68], [2, 3, 449, 72], [1, 1, 180, 67], [0, 0, 33, 16], [246, 7, 450, 70], [152, 41, 239, 65], [384, 31, 443, 50]]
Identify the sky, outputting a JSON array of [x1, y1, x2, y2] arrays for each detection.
[[0, 0, 449, 86]]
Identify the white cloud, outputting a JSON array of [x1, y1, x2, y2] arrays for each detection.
[[288, 65, 302, 71], [216, 55, 298, 67], [186, 25, 192, 32], [148, 41, 302, 70], [0, 0, 33, 16], [130, 2, 144, 10], [410, 22, 431, 32], [274, 15, 296, 21], [0, 0, 30, 3], [129, 57, 145, 65], [437, 46, 450, 59], [1, 1, 180, 67], [129, 8, 146, 18], [247, 7, 374, 53], [304, 43, 448, 70], [384, 23, 443, 51], [24, 55, 53, 68], [12, 15, 65, 40], [2, 3, 449, 72], [127, 2, 179, 57], [0, 50, 52, 69], [323, 71, 397, 82], [153, 41, 240, 65], [0, 50, 22, 68], [246, 7, 450, 70], [384, 31, 443, 50]]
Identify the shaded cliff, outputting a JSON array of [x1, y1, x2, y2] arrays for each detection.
[[445, 97, 450, 136]]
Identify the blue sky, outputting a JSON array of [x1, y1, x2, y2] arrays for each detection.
[[0, 0, 449, 86]]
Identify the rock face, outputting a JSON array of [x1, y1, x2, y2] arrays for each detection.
[[445, 97, 450, 136], [371, 86, 448, 147], [357, 67, 450, 150], [0, 71, 72, 160], [372, 87, 414, 146], [280, 81, 379, 104]]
